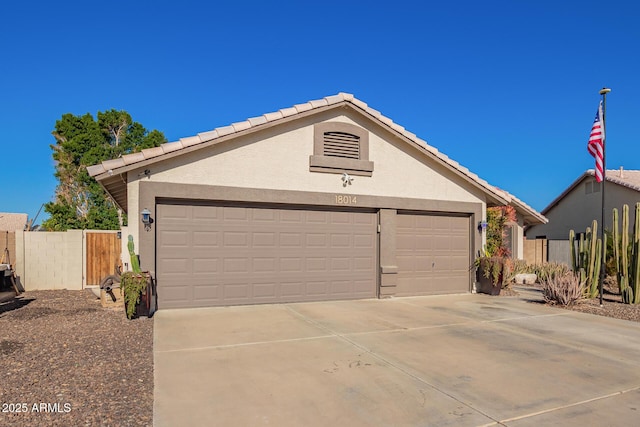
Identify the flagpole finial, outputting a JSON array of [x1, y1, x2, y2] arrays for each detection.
[[599, 87, 611, 95]]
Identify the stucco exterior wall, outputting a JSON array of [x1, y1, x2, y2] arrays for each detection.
[[526, 177, 639, 240], [137, 111, 484, 206]]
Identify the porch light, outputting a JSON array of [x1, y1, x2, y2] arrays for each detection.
[[478, 220, 488, 232], [141, 208, 153, 232]]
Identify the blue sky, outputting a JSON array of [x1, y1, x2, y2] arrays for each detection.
[[2, 0, 639, 223]]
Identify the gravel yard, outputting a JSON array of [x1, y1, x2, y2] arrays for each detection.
[[0, 290, 153, 426]]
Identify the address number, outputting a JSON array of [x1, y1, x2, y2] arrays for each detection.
[[335, 195, 357, 205]]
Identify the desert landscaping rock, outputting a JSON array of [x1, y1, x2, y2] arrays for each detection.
[[0, 290, 152, 426]]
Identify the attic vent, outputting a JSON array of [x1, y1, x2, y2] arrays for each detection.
[[310, 122, 374, 176], [323, 132, 360, 159]]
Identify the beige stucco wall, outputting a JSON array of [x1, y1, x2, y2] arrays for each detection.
[[129, 111, 483, 202], [526, 177, 639, 240]]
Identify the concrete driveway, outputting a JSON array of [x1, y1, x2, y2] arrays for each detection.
[[154, 289, 640, 426]]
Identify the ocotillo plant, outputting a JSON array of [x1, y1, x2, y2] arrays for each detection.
[[569, 219, 602, 298], [127, 235, 142, 273]]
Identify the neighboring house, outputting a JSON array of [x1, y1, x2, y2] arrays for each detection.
[[0, 213, 28, 232], [525, 168, 640, 241], [88, 93, 546, 310]]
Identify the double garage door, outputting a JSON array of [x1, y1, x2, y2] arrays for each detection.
[[156, 204, 471, 309], [156, 204, 378, 309]]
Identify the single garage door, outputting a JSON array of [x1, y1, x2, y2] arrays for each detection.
[[396, 213, 470, 296], [156, 203, 377, 309]]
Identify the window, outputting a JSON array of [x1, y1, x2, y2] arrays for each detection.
[[309, 122, 374, 176], [585, 181, 601, 194]]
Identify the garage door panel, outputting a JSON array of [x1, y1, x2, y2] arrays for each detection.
[[306, 258, 327, 271], [160, 230, 189, 247], [331, 234, 351, 247], [157, 204, 377, 308], [306, 281, 328, 296], [223, 232, 248, 247], [396, 213, 470, 296], [193, 258, 219, 273], [193, 284, 221, 300], [223, 258, 249, 273], [280, 210, 304, 222], [160, 204, 189, 219], [252, 258, 277, 273], [354, 234, 375, 248]]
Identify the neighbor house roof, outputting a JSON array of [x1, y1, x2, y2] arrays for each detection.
[[0, 213, 28, 231], [540, 168, 640, 215], [87, 93, 546, 225]]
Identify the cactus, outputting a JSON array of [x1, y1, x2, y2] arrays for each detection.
[[633, 203, 640, 304], [611, 203, 640, 304], [613, 208, 623, 294], [127, 235, 142, 273], [569, 220, 603, 299], [569, 229, 577, 273]]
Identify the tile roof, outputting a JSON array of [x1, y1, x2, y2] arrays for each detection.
[[87, 93, 546, 224], [0, 213, 28, 231], [594, 169, 640, 192]]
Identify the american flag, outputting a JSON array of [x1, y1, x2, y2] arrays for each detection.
[[587, 101, 605, 182]]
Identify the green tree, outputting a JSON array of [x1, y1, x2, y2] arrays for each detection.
[[43, 110, 166, 231]]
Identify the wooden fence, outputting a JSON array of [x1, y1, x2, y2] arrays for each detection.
[[523, 238, 547, 265], [85, 232, 121, 286]]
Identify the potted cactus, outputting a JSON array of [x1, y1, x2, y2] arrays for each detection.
[[121, 235, 152, 319], [476, 256, 510, 295]]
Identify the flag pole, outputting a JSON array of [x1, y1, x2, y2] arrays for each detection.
[[599, 87, 611, 307]]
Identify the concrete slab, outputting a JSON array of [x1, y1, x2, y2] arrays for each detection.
[[505, 388, 640, 427], [154, 304, 329, 352], [154, 293, 640, 426], [155, 337, 493, 426]]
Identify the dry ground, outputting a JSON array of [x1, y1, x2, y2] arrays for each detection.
[[0, 290, 153, 426]]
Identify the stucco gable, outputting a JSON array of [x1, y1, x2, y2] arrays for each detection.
[[87, 93, 545, 225]]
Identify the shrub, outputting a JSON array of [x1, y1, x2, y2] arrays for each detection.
[[536, 262, 571, 284], [542, 272, 584, 306]]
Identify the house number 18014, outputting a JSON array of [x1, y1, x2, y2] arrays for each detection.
[[335, 195, 357, 205]]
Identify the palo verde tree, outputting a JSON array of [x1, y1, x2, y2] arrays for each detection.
[[43, 110, 166, 231]]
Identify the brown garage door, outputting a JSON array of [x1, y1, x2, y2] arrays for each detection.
[[156, 203, 377, 309], [396, 213, 470, 296]]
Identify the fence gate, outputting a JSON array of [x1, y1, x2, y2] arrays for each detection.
[[86, 232, 121, 286]]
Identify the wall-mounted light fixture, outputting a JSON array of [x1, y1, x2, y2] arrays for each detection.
[[478, 220, 488, 232], [341, 173, 354, 187], [141, 208, 153, 232]]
